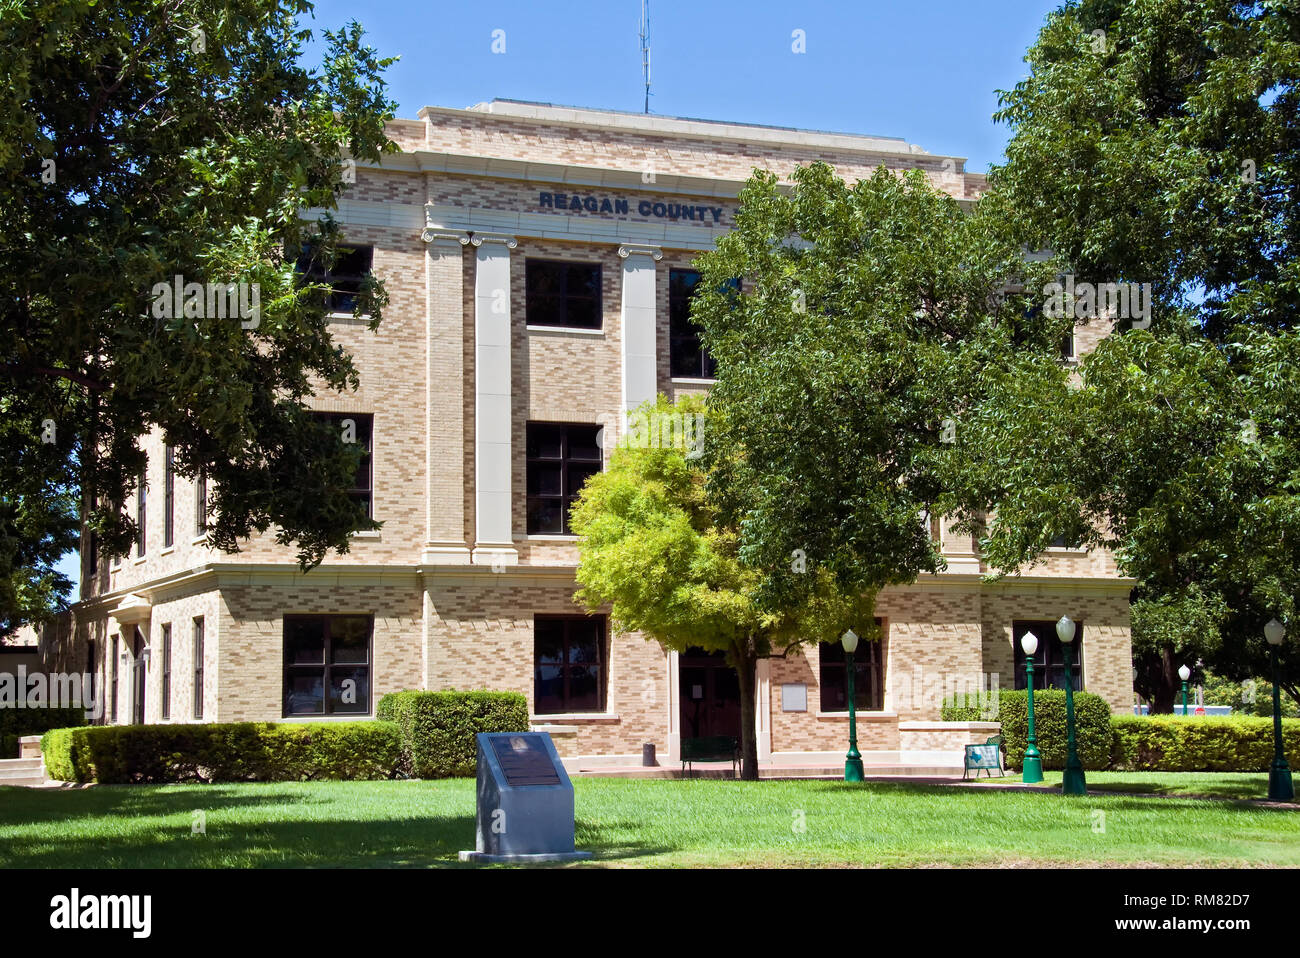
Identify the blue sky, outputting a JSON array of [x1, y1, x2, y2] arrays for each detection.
[[303, 0, 1064, 173], [54, 0, 1065, 596]]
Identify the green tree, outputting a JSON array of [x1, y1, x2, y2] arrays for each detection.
[[0, 0, 398, 634], [570, 396, 876, 780], [686, 162, 1059, 622], [963, 0, 1300, 708]]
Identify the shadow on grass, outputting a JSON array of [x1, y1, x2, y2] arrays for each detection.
[[0, 785, 678, 869]]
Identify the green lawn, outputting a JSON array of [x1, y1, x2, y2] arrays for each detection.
[[0, 774, 1294, 868]]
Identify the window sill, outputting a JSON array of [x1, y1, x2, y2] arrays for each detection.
[[671, 376, 716, 385], [815, 710, 899, 721], [351, 530, 381, 540], [191, 534, 208, 545], [530, 712, 620, 723], [279, 713, 376, 723], [527, 534, 578, 541], [160, 546, 175, 556], [1044, 547, 1088, 555], [132, 556, 146, 565], [327, 312, 373, 322], [526, 325, 605, 336]]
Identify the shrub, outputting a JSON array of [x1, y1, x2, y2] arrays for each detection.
[[1111, 715, 1300, 771], [940, 691, 1001, 722], [39, 721, 400, 784], [999, 689, 1112, 770], [377, 690, 529, 778], [0, 705, 87, 757]]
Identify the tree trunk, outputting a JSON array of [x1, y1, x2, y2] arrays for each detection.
[[1150, 642, 1178, 714], [733, 635, 760, 781]]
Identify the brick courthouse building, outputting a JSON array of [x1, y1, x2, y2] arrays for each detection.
[[50, 100, 1134, 771]]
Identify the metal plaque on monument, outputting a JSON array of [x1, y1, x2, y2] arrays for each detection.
[[458, 731, 591, 864]]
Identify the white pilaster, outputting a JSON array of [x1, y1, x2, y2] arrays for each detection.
[[618, 244, 663, 416], [666, 648, 681, 765], [756, 658, 772, 761], [421, 226, 472, 566], [471, 231, 518, 566]]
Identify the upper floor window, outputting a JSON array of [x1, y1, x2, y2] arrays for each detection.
[[819, 619, 886, 712], [669, 269, 717, 379], [526, 423, 601, 535], [163, 446, 175, 549], [526, 259, 602, 329], [195, 473, 207, 537], [313, 413, 374, 519], [1013, 620, 1085, 691], [296, 244, 374, 314], [135, 473, 146, 557]]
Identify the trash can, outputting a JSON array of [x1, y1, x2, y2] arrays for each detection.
[[641, 743, 656, 767]]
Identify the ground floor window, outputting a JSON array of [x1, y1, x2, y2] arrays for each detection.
[[819, 619, 885, 711], [283, 614, 372, 716], [1013, 620, 1085, 691], [534, 615, 606, 714]]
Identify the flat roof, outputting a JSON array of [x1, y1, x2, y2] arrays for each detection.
[[417, 98, 952, 162]]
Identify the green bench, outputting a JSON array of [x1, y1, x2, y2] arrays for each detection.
[[681, 736, 740, 778], [963, 735, 1004, 780]]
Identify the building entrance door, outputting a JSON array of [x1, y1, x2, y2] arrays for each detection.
[[678, 647, 742, 741], [131, 628, 146, 725]]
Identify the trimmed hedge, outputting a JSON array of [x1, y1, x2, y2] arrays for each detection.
[[0, 705, 87, 757], [40, 721, 400, 784], [1111, 715, 1300, 772], [377, 690, 529, 778], [940, 692, 1001, 722], [999, 689, 1113, 771]]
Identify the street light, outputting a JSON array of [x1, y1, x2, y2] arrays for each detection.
[[1178, 664, 1191, 716], [1021, 631, 1043, 784], [842, 628, 864, 782], [1264, 619, 1294, 802], [1056, 615, 1086, 795]]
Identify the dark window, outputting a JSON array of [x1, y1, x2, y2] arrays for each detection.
[[283, 615, 373, 717], [526, 423, 602, 534], [195, 473, 207, 536], [819, 619, 886, 711], [135, 473, 146, 557], [526, 259, 602, 329], [163, 446, 175, 548], [313, 413, 374, 519], [86, 639, 96, 721], [1013, 620, 1085, 692], [160, 623, 171, 721], [669, 269, 717, 379], [87, 531, 97, 576], [296, 244, 374, 313], [534, 616, 606, 714], [192, 617, 204, 720], [110, 634, 119, 722]]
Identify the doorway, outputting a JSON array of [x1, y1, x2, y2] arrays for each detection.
[[131, 628, 147, 725], [678, 647, 741, 740]]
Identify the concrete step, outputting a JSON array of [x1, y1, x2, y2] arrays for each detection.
[[0, 757, 46, 787]]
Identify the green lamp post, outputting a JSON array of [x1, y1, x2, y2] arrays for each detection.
[[1057, 615, 1087, 796], [1264, 619, 1294, 802], [1021, 631, 1043, 784], [842, 628, 864, 782], [1178, 664, 1191, 716]]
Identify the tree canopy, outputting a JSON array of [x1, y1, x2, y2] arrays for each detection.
[[0, 0, 398, 633]]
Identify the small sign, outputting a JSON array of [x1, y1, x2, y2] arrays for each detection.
[[781, 683, 807, 712], [691, 684, 703, 700], [490, 734, 562, 787]]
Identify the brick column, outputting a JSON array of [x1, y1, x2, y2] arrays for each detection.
[[470, 232, 518, 567], [618, 244, 663, 416], [421, 227, 471, 565]]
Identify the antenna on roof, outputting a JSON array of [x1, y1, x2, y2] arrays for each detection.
[[639, 0, 651, 114]]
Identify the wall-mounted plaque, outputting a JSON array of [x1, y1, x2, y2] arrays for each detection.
[[781, 683, 808, 713]]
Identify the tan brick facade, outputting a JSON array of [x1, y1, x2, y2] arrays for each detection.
[[54, 100, 1132, 769]]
